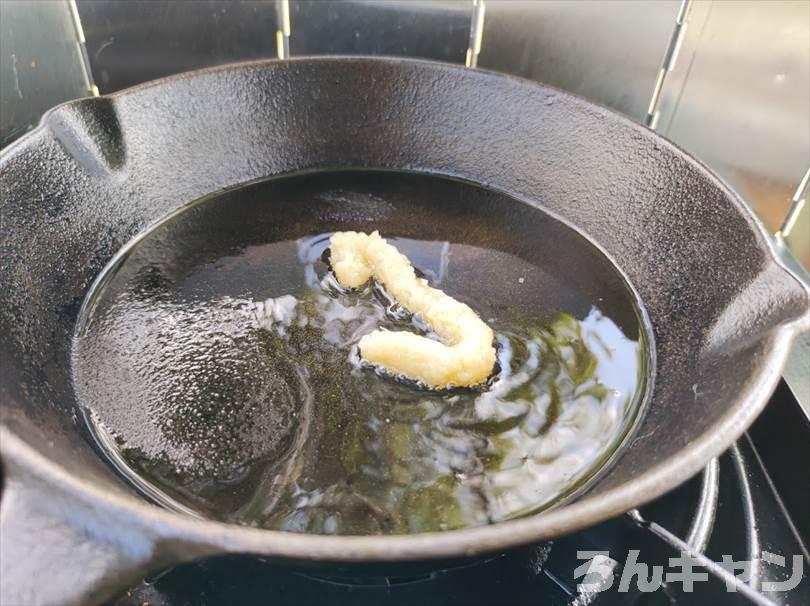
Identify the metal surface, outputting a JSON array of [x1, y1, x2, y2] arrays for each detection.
[[627, 510, 776, 606], [67, 0, 99, 97], [782, 331, 810, 419], [747, 382, 810, 558], [655, 0, 810, 264], [276, 0, 291, 60], [464, 0, 485, 69], [0, 0, 94, 147], [684, 457, 719, 552], [773, 237, 810, 417], [778, 167, 810, 239], [644, 0, 692, 129], [287, 0, 470, 63], [0, 58, 807, 606], [477, 0, 683, 120], [733, 435, 810, 604], [74, 0, 280, 93]]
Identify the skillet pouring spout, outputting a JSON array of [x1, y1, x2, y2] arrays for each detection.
[[1, 57, 808, 605], [704, 258, 809, 358]]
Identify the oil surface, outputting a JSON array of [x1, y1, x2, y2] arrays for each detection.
[[73, 171, 650, 535]]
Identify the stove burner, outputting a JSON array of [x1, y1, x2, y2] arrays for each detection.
[[111, 386, 810, 605], [110, 467, 716, 605], [297, 554, 505, 587]]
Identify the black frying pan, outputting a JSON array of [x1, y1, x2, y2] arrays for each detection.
[[1, 58, 807, 606]]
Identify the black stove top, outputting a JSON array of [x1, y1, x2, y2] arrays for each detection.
[[111, 381, 809, 606]]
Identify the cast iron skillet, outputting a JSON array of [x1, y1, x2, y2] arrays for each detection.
[[0, 58, 807, 605]]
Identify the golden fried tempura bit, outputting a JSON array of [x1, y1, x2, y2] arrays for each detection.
[[330, 231, 496, 388]]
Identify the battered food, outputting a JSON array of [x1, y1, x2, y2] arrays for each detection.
[[330, 230, 496, 387]]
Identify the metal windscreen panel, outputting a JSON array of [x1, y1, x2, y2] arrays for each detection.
[[477, 0, 682, 121], [288, 0, 470, 63], [657, 0, 810, 266], [75, 0, 279, 93], [0, 0, 93, 148]]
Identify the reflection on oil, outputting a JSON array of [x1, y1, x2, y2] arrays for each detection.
[[76, 231, 644, 535]]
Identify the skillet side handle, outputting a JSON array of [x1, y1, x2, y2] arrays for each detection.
[[0, 448, 165, 606]]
